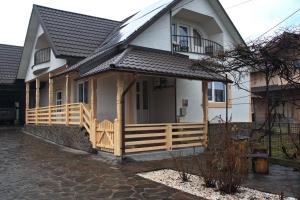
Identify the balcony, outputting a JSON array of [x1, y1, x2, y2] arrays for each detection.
[[32, 48, 51, 75], [34, 47, 51, 65], [172, 35, 223, 56]]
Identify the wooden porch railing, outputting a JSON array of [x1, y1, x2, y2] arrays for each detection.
[[124, 123, 206, 154], [27, 103, 82, 125], [26, 105, 206, 155]]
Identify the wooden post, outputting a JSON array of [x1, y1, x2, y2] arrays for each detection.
[[91, 119, 97, 148], [79, 104, 83, 127], [114, 119, 121, 156], [48, 73, 53, 125], [114, 75, 124, 156], [25, 82, 30, 124], [166, 124, 172, 150], [90, 77, 97, 119], [35, 78, 40, 125], [65, 75, 69, 125], [90, 77, 97, 148], [202, 81, 209, 146]]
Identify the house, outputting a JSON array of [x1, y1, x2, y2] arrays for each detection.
[[0, 44, 24, 125], [251, 32, 300, 125], [20, 0, 251, 157]]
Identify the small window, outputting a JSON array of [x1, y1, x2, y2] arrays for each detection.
[[208, 82, 226, 102], [56, 91, 62, 105], [214, 82, 225, 102], [78, 81, 89, 104]]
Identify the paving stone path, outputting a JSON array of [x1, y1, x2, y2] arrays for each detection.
[[0, 128, 299, 199], [0, 128, 199, 200]]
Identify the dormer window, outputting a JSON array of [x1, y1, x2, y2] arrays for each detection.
[[34, 47, 51, 65]]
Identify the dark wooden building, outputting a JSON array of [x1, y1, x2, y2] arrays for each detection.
[[0, 44, 24, 124]]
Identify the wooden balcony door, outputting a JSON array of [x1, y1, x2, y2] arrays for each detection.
[[136, 80, 150, 123]]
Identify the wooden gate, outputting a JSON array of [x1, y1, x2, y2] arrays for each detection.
[[95, 120, 115, 152]]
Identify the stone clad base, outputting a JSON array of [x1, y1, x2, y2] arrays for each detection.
[[24, 124, 93, 152]]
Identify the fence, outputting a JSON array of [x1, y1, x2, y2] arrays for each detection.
[[259, 123, 300, 159]]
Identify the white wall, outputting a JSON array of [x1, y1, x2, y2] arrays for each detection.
[[25, 25, 67, 82], [130, 13, 171, 51], [149, 78, 176, 123], [97, 74, 117, 121], [176, 79, 203, 122]]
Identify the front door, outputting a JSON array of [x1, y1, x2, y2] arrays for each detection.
[[136, 80, 150, 123]]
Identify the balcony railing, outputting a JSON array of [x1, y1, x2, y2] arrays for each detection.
[[172, 35, 224, 56], [34, 47, 51, 65]]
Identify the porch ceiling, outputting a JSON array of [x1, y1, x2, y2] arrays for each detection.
[[81, 46, 229, 82]]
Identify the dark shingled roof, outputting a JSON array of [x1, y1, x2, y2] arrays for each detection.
[[82, 47, 227, 82], [34, 5, 122, 58], [0, 44, 23, 84]]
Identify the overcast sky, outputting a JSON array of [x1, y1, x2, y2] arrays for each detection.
[[1, 0, 300, 46]]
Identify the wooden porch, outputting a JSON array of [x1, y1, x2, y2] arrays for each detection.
[[25, 73, 209, 157]]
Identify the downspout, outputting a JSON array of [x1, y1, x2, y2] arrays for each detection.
[[170, 10, 173, 54], [121, 74, 138, 158]]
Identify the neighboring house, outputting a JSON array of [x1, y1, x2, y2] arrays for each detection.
[[251, 32, 300, 125], [20, 0, 251, 157], [0, 44, 24, 124]]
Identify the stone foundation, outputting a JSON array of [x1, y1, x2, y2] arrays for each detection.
[[24, 124, 93, 152]]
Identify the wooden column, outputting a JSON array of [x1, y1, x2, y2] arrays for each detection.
[[35, 78, 40, 124], [202, 81, 209, 146], [65, 75, 69, 125], [25, 82, 30, 124], [166, 124, 172, 150], [90, 77, 97, 148], [114, 75, 124, 156], [48, 73, 53, 125], [35, 78, 40, 108], [90, 77, 97, 119]]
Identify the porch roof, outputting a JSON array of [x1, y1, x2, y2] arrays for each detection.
[[81, 46, 229, 82]]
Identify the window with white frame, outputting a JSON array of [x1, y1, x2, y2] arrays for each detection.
[[78, 81, 89, 104], [208, 82, 226, 102], [56, 90, 63, 105]]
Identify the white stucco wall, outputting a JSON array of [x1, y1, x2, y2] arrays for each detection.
[[97, 74, 117, 121], [149, 78, 176, 123], [130, 13, 171, 51], [25, 25, 67, 82], [176, 79, 203, 122]]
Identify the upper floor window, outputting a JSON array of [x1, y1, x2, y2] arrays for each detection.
[[208, 82, 226, 102], [34, 48, 51, 65], [78, 81, 89, 104], [193, 29, 202, 46], [179, 25, 189, 51]]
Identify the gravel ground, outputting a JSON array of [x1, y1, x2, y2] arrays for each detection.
[[138, 169, 297, 200]]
